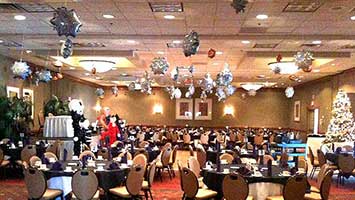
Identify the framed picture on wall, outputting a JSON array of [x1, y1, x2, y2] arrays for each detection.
[[176, 98, 193, 120], [194, 98, 212, 120], [23, 89, 34, 119], [294, 100, 301, 122], [6, 86, 20, 98]]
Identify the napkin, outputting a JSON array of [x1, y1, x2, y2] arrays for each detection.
[[109, 162, 119, 170], [51, 162, 63, 171]]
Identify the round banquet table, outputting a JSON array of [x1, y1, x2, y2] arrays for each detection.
[[111, 147, 160, 163], [202, 164, 291, 200], [0, 144, 46, 165], [41, 160, 129, 199], [325, 152, 355, 165], [206, 149, 256, 164]]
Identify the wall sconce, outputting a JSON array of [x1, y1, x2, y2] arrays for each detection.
[[153, 104, 163, 114], [224, 105, 234, 116], [94, 103, 102, 112]]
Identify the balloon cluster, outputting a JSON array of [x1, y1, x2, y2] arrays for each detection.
[[60, 38, 73, 59], [185, 84, 195, 98], [294, 51, 313, 72], [50, 7, 82, 38], [231, 0, 248, 13], [36, 70, 53, 83], [95, 88, 105, 99], [183, 31, 200, 57], [140, 71, 153, 95], [112, 85, 119, 97], [170, 65, 195, 82], [11, 61, 32, 80], [214, 64, 236, 101], [285, 87, 295, 98], [150, 57, 169, 75], [199, 73, 215, 100]]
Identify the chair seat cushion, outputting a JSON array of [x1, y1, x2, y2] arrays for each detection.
[[310, 186, 320, 193], [142, 180, 149, 189], [109, 186, 131, 198], [1, 160, 10, 167], [42, 189, 63, 199], [313, 160, 319, 167], [156, 161, 163, 168], [266, 195, 283, 200], [304, 192, 322, 200], [195, 189, 217, 199], [72, 190, 100, 199]]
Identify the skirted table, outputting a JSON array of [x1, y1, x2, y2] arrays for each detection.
[[43, 116, 74, 138]]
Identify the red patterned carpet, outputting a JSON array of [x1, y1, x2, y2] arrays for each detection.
[[0, 173, 354, 200]]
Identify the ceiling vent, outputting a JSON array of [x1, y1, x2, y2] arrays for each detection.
[[1, 41, 23, 48], [15, 3, 54, 13], [283, 1, 323, 12], [0, 3, 20, 13], [239, 27, 267, 33], [191, 62, 208, 66], [300, 43, 322, 47], [73, 42, 106, 48], [253, 43, 278, 49], [340, 44, 355, 49], [149, 2, 183, 12], [166, 42, 183, 48]]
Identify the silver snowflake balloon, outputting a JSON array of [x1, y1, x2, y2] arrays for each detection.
[[294, 51, 313, 71], [216, 86, 227, 102], [285, 86, 295, 98], [95, 88, 105, 98], [200, 91, 208, 101], [200, 73, 215, 94], [60, 38, 73, 59], [185, 84, 195, 98], [225, 84, 236, 96], [166, 86, 175, 99], [140, 71, 153, 95], [150, 57, 169, 75], [128, 82, 136, 91], [231, 0, 248, 14], [216, 63, 233, 87], [173, 87, 182, 99], [36, 70, 52, 83], [50, 7, 82, 38], [272, 66, 281, 74], [171, 67, 179, 81], [183, 30, 200, 57], [188, 65, 195, 74], [112, 85, 119, 97], [11, 61, 32, 80]]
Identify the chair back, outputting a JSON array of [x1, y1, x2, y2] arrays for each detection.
[[21, 145, 37, 164], [0, 149, 4, 163], [280, 151, 289, 166], [147, 161, 157, 187], [308, 147, 316, 165], [237, 133, 245, 142], [196, 147, 206, 167], [316, 164, 330, 189], [153, 132, 161, 142], [183, 133, 191, 144], [200, 133, 209, 145], [79, 150, 96, 160], [137, 132, 145, 142], [44, 152, 58, 161], [188, 156, 200, 178], [162, 142, 172, 151], [138, 141, 149, 148], [46, 140, 60, 157], [133, 153, 147, 169], [181, 167, 199, 198], [254, 134, 263, 146], [283, 175, 307, 200], [24, 168, 47, 199], [223, 172, 249, 200], [72, 170, 98, 200], [262, 154, 274, 164], [320, 170, 334, 200], [118, 151, 132, 160], [317, 149, 326, 167], [171, 145, 178, 164], [298, 158, 308, 175], [29, 156, 41, 167], [134, 149, 149, 162], [229, 132, 237, 142], [171, 133, 179, 143], [126, 165, 145, 196], [220, 153, 234, 164], [338, 154, 355, 174], [97, 148, 109, 160], [188, 145, 194, 156], [161, 147, 172, 166]]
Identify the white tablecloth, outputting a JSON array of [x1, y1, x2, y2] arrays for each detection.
[[43, 116, 74, 138], [249, 182, 283, 200]]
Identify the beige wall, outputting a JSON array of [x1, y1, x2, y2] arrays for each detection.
[[101, 87, 290, 128]]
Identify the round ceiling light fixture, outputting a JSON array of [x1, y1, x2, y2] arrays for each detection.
[[268, 61, 299, 74], [14, 15, 26, 20], [164, 15, 175, 19], [79, 60, 116, 73], [256, 14, 268, 20]]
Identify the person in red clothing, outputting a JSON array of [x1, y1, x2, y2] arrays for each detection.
[[100, 114, 121, 146]]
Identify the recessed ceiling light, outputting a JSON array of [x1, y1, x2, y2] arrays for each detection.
[[103, 14, 115, 19], [0, 40, 3, 43], [331, 63, 335, 66], [256, 14, 268, 20], [281, 83, 285, 85], [25, 50, 32, 53], [212, 62, 219, 66], [127, 40, 136, 44], [172, 40, 182, 44], [313, 69, 320, 72], [241, 40, 250, 44], [69, 67, 75, 70], [14, 15, 26, 20], [312, 40, 322, 44], [216, 51, 223, 55], [350, 16, 355, 21], [157, 51, 164, 55], [164, 15, 175, 19]]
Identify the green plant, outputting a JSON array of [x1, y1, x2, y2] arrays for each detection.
[[0, 96, 14, 138], [44, 95, 70, 116]]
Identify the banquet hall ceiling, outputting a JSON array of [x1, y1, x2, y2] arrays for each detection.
[[1, 0, 355, 88]]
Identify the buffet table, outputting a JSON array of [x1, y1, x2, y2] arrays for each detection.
[[43, 116, 74, 138]]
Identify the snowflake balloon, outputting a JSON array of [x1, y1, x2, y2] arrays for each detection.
[[50, 7, 82, 38], [294, 51, 313, 72], [150, 57, 169, 75], [183, 30, 200, 57], [200, 73, 215, 94], [285, 87, 295, 98], [185, 84, 195, 98], [11, 61, 32, 80], [95, 88, 105, 99], [60, 38, 73, 59], [112, 85, 119, 97], [231, 0, 248, 14], [36, 70, 52, 83]]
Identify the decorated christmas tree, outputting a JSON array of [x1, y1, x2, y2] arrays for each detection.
[[325, 90, 355, 143]]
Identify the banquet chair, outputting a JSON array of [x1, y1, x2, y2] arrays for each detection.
[[305, 170, 334, 200], [341, 145, 352, 152], [109, 165, 145, 199], [337, 154, 355, 186], [168, 145, 179, 177], [138, 141, 150, 148], [142, 161, 156, 200], [162, 142, 172, 151], [156, 147, 173, 181], [254, 134, 264, 146], [29, 156, 41, 168], [24, 168, 63, 200], [183, 133, 193, 147], [199, 133, 209, 146], [310, 164, 330, 194], [71, 170, 100, 200], [298, 158, 308, 175], [188, 145, 195, 156], [241, 143, 253, 150], [118, 151, 133, 161], [44, 152, 58, 161], [97, 148, 110, 160], [266, 175, 307, 200], [112, 141, 124, 148], [308, 147, 320, 179], [260, 154, 274, 165], [237, 133, 245, 143], [180, 167, 217, 200], [79, 150, 96, 160], [0, 149, 10, 179], [137, 132, 145, 143], [133, 154, 148, 170], [196, 146, 207, 168], [134, 149, 149, 163], [220, 153, 234, 164], [229, 132, 237, 143], [188, 156, 204, 188], [223, 172, 253, 200], [317, 150, 337, 170], [46, 140, 60, 157], [280, 151, 289, 167], [17, 145, 37, 168]]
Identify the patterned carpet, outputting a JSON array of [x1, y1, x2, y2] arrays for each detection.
[[0, 172, 354, 200]]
